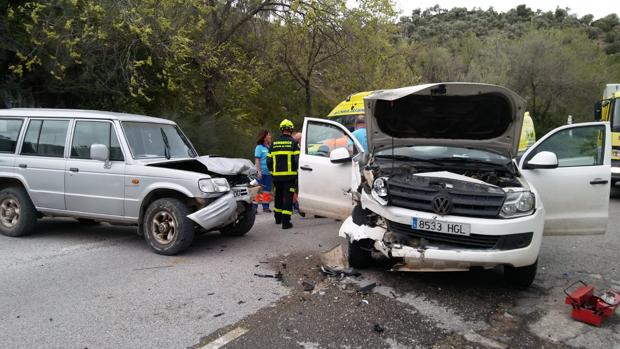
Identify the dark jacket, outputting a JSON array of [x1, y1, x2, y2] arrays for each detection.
[[267, 134, 299, 182]]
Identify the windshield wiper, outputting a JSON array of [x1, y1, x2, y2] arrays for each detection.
[[375, 154, 443, 166], [160, 128, 171, 160], [433, 157, 511, 168]]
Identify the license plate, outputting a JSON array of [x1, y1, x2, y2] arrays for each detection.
[[412, 217, 470, 236], [233, 188, 248, 197]]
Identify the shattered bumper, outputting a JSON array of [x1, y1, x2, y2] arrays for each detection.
[[187, 192, 237, 231], [339, 191, 545, 270]]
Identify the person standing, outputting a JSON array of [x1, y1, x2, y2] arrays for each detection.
[[267, 119, 299, 229], [254, 129, 272, 213], [351, 115, 368, 152]]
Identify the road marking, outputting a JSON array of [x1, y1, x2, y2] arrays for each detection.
[[200, 327, 249, 349]]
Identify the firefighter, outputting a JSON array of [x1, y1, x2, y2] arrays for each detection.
[[267, 119, 299, 229]]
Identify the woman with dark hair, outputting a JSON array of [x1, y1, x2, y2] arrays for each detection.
[[254, 129, 272, 213]]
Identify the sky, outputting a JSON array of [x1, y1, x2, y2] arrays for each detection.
[[388, 0, 618, 20]]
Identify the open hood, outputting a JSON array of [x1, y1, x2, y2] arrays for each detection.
[[364, 83, 526, 158], [147, 156, 257, 177]]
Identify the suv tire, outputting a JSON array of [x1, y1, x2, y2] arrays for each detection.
[[348, 239, 373, 269], [505, 260, 538, 289], [220, 206, 256, 236], [143, 198, 195, 255], [0, 186, 37, 237]]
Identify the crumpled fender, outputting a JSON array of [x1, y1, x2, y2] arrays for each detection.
[[187, 192, 237, 231], [196, 156, 257, 176], [339, 216, 386, 242]]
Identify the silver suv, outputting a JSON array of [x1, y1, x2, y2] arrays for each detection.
[[0, 109, 259, 255]]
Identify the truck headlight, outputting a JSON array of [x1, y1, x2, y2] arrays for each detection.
[[373, 177, 389, 197], [199, 178, 230, 193], [612, 149, 620, 159], [500, 191, 535, 218]]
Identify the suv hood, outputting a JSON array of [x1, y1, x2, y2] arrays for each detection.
[[147, 156, 257, 177], [364, 83, 526, 158]]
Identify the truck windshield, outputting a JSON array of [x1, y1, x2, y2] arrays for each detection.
[[122, 122, 196, 159], [613, 100, 620, 132]]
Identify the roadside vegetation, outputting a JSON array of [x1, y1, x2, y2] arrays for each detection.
[[1, 1, 619, 157]]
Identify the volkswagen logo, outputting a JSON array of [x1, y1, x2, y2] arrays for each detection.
[[431, 194, 452, 215]]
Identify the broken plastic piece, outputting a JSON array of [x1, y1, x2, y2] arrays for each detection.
[[320, 265, 361, 277], [302, 281, 315, 292], [357, 282, 377, 293]]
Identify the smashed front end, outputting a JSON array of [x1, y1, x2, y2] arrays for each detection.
[[340, 83, 544, 271]]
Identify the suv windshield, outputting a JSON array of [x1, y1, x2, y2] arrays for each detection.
[[612, 99, 620, 133], [376, 146, 511, 166], [122, 122, 196, 159]]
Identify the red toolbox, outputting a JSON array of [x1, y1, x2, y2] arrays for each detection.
[[564, 280, 620, 326]]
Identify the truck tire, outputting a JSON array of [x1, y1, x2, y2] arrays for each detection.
[[220, 206, 256, 236], [504, 260, 537, 289], [143, 198, 195, 255], [0, 186, 37, 237], [348, 239, 373, 269]]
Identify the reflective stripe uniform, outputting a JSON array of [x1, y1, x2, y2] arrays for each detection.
[[267, 134, 299, 223]]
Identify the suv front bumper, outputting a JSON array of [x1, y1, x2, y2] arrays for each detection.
[[187, 185, 259, 231], [340, 191, 545, 270]]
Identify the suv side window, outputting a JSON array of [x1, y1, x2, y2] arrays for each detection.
[[525, 125, 605, 167], [21, 119, 69, 157], [306, 122, 356, 157], [71, 121, 124, 161], [0, 119, 24, 153]]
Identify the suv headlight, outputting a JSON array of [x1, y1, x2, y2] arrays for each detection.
[[199, 178, 230, 193], [373, 177, 389, 197], [500, 190, 535, 218]]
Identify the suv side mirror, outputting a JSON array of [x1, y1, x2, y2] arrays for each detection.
[[91, 144, 111, 168], [594, 101, 603, 121], [330, 147, 351, 164], [524, 151, 558, 169]]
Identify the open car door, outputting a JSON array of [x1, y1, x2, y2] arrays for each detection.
[[519, 122, 611, 235], [298, 117, 363, 220]]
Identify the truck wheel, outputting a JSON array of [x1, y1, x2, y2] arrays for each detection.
[[504, 260, 537, 289], [0, 187, 37, 237], [143, 198, 195, 255], [220, 206, 256, 236], [348, 239, 373, 269]]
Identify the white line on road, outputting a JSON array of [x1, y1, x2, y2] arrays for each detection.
[[199, 327, 249, 349]]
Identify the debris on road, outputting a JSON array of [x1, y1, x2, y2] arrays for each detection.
[[320, 265, 361, 278], [302, 281, 315, 292], [213, 313, 225, 318], [373, 324, 385, 333], [253, 271, 283, 281], [356, 282, 377, 294], [320, 243, 348, 269]]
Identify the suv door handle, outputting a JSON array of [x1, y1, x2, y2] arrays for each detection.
[[590, 178, 608, 185], [18, 164, 27, 169], [300, 165, 313, 171], [70, 167, 79, 173]]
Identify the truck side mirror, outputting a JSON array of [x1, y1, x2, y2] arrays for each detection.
[[524, 151, 558, 169], [594, 101, 602, 121]]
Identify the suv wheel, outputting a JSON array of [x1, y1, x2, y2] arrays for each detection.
[[0, 187, 37, 237], [143, 198, 195, 255], [504, 260, 538, 289], [220, 206, 256, 236], [348, 239, 373, 269]]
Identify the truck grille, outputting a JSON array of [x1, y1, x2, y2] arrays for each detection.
[[387, 181, 505, 218], [387, 221, 532, 250]]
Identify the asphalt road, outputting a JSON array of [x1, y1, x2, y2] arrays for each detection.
[[1, 187, 619, 349]]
